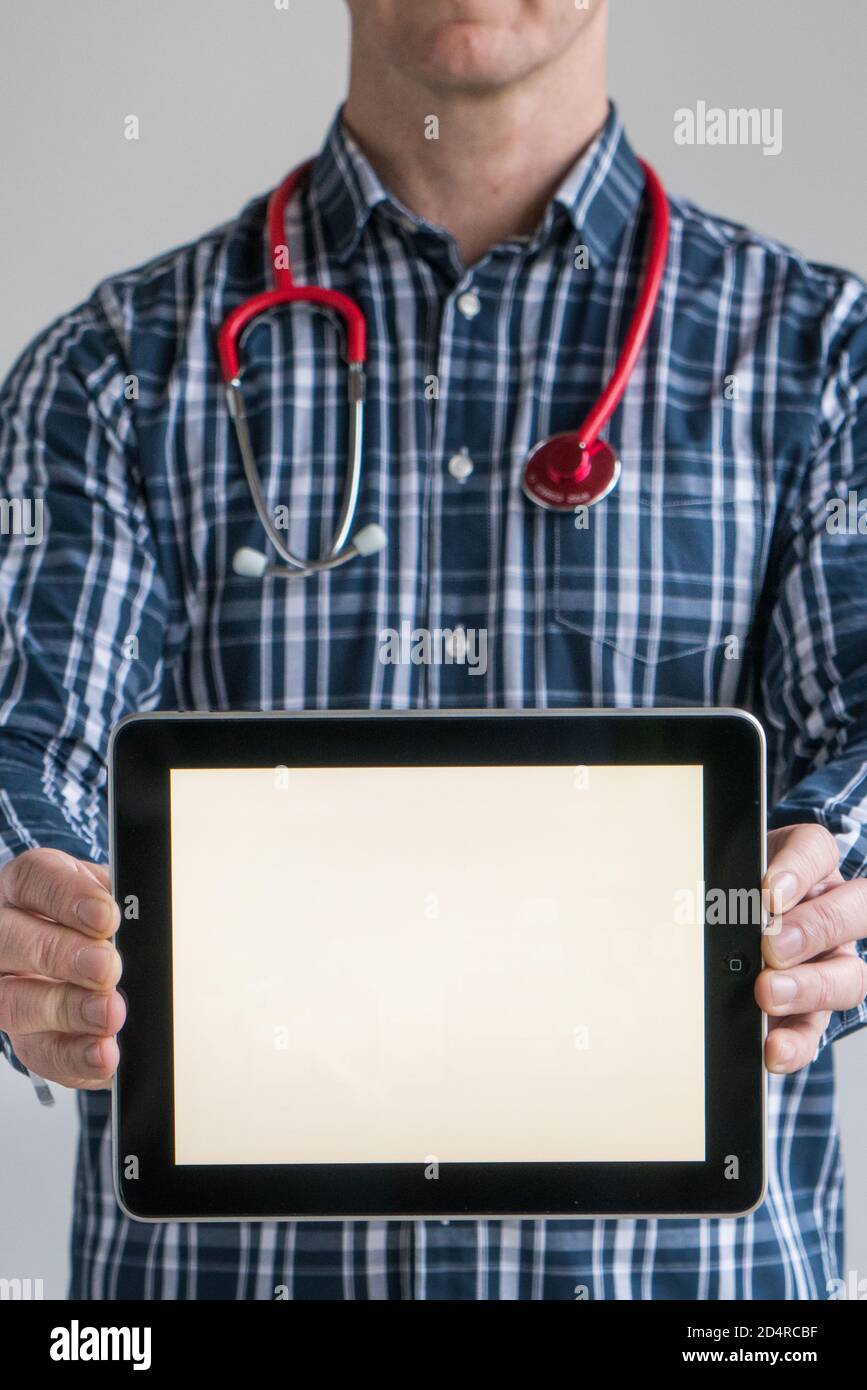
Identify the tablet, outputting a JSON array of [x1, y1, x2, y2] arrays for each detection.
[[109, 709, 766, 1222]]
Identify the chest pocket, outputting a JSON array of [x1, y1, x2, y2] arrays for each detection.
[[551, 492, 764, 703]]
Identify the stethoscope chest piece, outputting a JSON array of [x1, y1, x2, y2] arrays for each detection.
[[522, 435, 621, 512]]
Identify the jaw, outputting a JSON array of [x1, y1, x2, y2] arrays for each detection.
[[348, 1, 605, 97]]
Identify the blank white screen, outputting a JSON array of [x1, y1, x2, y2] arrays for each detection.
[[170, 763, 705, 1165]]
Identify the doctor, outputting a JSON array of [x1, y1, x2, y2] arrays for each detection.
[[0, 0, 866, 1301]]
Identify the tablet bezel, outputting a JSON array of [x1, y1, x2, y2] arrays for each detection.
[[110, 708, 766, 1222]]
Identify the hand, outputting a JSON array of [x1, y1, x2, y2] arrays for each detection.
[[756, 825, 867, 1073], [0, 848, 124, 1089]]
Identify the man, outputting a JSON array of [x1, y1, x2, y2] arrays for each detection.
[[1, 0, 866, 1300]]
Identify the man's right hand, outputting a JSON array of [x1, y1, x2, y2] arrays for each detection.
[[0, 848, 124, 1089]]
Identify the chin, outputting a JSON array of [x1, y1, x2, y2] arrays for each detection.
[[413, 21, 532, 90]]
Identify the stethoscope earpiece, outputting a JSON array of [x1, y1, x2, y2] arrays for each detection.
[[232, 523, 386, 581], [232, 547, 270, 579], [350, 523, 387, 557]]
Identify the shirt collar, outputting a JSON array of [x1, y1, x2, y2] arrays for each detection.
[[547, 103, 647, 262], [309, 101, 646, 267]]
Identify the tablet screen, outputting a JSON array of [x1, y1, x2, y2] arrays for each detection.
[[169, 763, 705, 1167]]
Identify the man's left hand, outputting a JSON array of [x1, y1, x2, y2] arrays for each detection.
[[757, 824, 867, 1073]]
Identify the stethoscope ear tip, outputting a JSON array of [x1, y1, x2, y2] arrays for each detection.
[[232, 526, 385, 580], [232, 546, 270, 579], [352, 523, 387, 557]]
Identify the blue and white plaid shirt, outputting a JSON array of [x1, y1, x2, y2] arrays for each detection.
[[2, 103, 867, 1300]]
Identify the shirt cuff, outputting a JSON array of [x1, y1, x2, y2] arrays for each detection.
[[819, 935, 867, 1049], [0, 1029, 55, 1106]]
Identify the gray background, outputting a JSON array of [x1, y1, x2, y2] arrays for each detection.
[[1, 0, 865, 1297]]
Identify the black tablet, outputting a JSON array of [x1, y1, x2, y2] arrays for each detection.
[[109, 709, 766, 1222]]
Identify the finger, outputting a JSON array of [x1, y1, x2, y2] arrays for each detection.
[[764, 1014, 828, 1074], [80, 862, 112, 893], [764, 824, 841, 912], [763, 878, 867, 967], [803, 868, 845, 899], [10, 1031, 119, 1088], [0, 976, 126, 1037], [0, 904, 121, 986], [755, 950, 867, 1017], [0, 848, 119, 937]]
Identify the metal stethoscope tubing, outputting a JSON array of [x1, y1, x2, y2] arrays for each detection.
[[227, 358, 384, 580]]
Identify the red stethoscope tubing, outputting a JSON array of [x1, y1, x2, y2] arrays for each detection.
[[218, 160, 367, 382], [218, 155, 669, 497], [575, 159, 669, 448]]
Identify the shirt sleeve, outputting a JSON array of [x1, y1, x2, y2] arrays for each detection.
[[0, 294, 170, 1084], [762, 279, 867, 1048]]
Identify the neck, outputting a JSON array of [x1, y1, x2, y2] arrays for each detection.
[[342, 26, 609, 266]]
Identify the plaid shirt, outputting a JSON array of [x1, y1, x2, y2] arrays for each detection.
[[1, 103, 867, 1300]]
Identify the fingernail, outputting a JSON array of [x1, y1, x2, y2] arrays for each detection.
[[772, 926, 804, 963], [84, 1041, 104, 1068], [767, 871, 798, 911], [770, 1037, 795, 1070], [77, 944, 114, 986], [769, 974, 798, 1004], [82, 994, 108, 1027], [76, 897, 116, 932]]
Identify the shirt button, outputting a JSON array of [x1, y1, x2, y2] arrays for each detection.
[[457, 289, 481, 320], [447, 452, 474, 482]]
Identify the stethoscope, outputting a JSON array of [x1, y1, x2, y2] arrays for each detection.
[[219, 157, 670, 581]]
